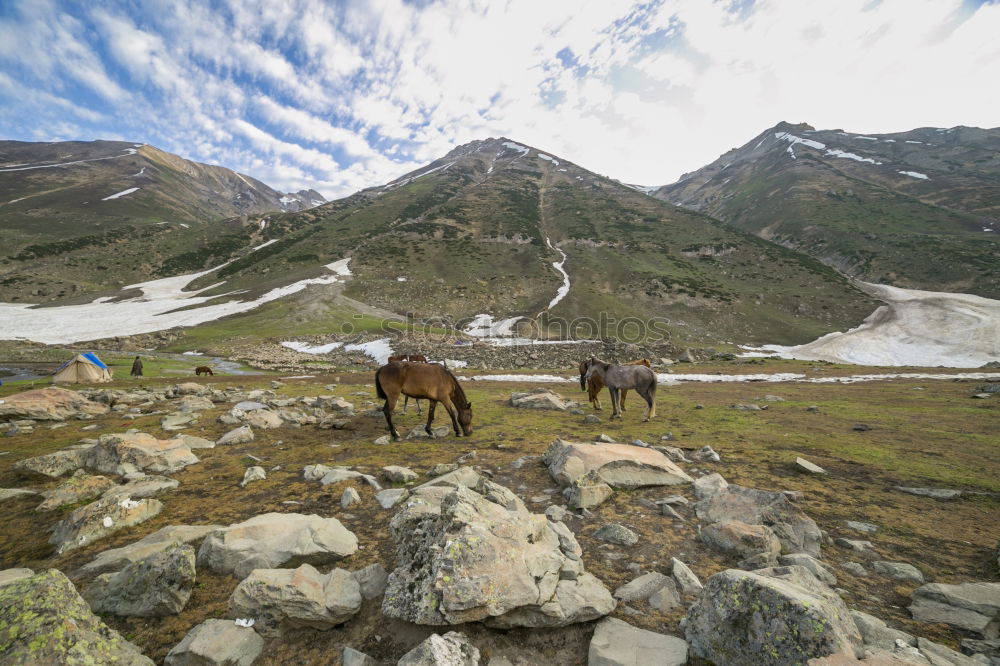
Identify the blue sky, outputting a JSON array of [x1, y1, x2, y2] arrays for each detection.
[[1, 0, 997, 199]]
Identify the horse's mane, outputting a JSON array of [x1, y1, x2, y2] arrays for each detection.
[[446, 368, 470, 407]]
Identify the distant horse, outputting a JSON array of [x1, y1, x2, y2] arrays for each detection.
[[195, 366, 214, 376], [375, 361, 472, 440], [387, 354, 429, 414], [581, 357, 656, 421], [579, 358, 651, 410]]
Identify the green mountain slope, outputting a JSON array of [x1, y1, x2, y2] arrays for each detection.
[[652, 122, 1000, 297], [0, 140, 323, 302]]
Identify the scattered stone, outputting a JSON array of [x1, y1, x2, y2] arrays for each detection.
[[695, 484, 823, 557], [853, 423, 872, 431], [373, 435, 391, 445], [240, 466, 266, 488], [972, 393, 993, 399], [836, 538, 876, 555], [161, 412, 198, 431], [917, 637, 983, 665], [50, 494, 163, 554], [176, 434, 215, 450], [508, 389, 579, 411], [397, 632, 480, 666], [594, 523, 639, 546], [671, 558, 703, 595], [807, 405, 821, 412], [164, 618, 265, 666], [544, 438, 693, 489], [84, 543, 196, 617], [583, 414, 601, 424], [0, 387, 109, 421], [655, 446, 691, 463], [614, 572, 670, 602], [0, 567, 35, 586], [796, 457, 827, 474], [961, 638, 1000, 665], [841, 562, 869, 577], [845, 520, 879, 534], [589, 617, 688, 666], [228, 564, 361, 637], [872, 561, 925, 584], [657, 495, 689, 506], [83, 431, 199, 476], [545, 505, 568, 522], [216, 425, 254, 446], [780, 553, 838, 586], [909, 581, 1000, 638], [685, 566, 863, 666], [0, 569, 154, 665], [375, 488, 410, 509], [693, 472, 729, 499], [13, 445, 92, 478], [352, 563, 388, 600], [104, 475, 179, 499], [427, 462, 459, 477], [691, 445, 721, 463], [342, 647, 379, 666], [35, 472, 115, 511], [732, 403, 763, 411], [849, 610, 916, 650], [382, 472, 614, 627], [341, 487, 361, 507], [661, 504, 684, 520], [77, 524, 223, 576], [197, 513, 358, 578], [382, 465, 418, 483], [176, 395, 214, 413], [895, 486, 963, 500], [701, 520, 781, 562], [764, 394, 786, 402]]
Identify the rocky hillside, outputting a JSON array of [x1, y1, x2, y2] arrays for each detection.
[[0, 140, 323, 302], [651, 122, 1000, 299]]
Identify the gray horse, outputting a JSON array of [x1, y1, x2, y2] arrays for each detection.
[[581, 357, 657, 421]]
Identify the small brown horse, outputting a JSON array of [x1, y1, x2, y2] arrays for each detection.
[[387, 354, 429, 414], [376, 361, 472, 440], [195, 366, 214, 376], [581, 357, 656, 421], [579, 358, 651, 410]]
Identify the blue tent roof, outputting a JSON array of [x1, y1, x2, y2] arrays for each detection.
[[81, 352, 108, 369]]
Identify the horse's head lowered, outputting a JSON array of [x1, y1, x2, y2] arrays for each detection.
[[457, 399, 473, 436], [579, 358, 592, 391]]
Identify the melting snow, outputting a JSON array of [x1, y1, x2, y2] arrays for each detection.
[[0, 148, 137, 172], [824, 149, 880, 164], [905, 140, 923, 144], [131, 166, 145, 177], [397, 276, 408, 282], [182, 351, 203, 355], [856, 136, 878, 141], [282, 341, 343, 354], [325, 258, 352, 276], [179, 223, 189, 228], [774, 132, 826, 151], [898, 171, 929, 180], [502, 141, 529, 155], [101, 187, 140, 200], [544, 237, 570, 310], [279, 195, 296, 204], [464, 314, 523, 337], [345, 338, 393, 364], [469, 371, 1000, 385], [538, 154, 560, 166], [787, 146, 796, 159], [253, 239, 279, 251]]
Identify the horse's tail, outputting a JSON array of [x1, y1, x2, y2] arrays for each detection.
[[375, 365, 387, 401]]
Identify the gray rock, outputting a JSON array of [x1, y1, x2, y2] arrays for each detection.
[[614, 572, 670, 602], [197, 513, 358, 578], [240, 466, 266, 488], [317, 466, 383, 490], [509, 389, 578, 411], [84, 543, 196, 617], [342, 646, 379, 666], [428, 463, 460, 477], [910, 582, 1000, 638], [161, 411, 198, 431], [836, 538, 876, 555], [961, 638, 1000, 666], [84, 432, 199, 476], [655, 446, 691, 463], [36, 472, 116, 510], [216, 425, 254, 446], [0, 567, 35, 586], [695, 484, 823, 557], [383, 465, 418, 483], [228, 563, 361, 637], [563, 473, 615, 510], [671, 558, 703, 594], [0, 569, 154, 665], [583, 414, 602, 424], [657, 495, 689, 506], [593, 523, 639, 546], [693, 472, 728, 499], [373, 435, 392, 445], [382, 475, 614, 628], [76, 525, 221, 577], [13, 445, 92, 478], [649, 579, 681, 612], [917, 636, 983, 666], [175, 434, 215, 449], [341, 486, 362, 507], [0, 487, 39, 502], [353, 563, 388, 600], [544, 438, 692, 491], [700, 520, 781, 560], [895, 486, 963, 500], [176, 396, 214, 413], [104, 475, 179, 499], [795, 457, 827, 474], [684, 566, 863, 665], [165, 619, 264, 666], [691, 445, 721, 463], [850, 610, 916, 650], [545, 505, 568, 522], [588, 616, 687, 665], [846, 520, 879, 534], [661, 503, 684, 520], [779, 553, 838, 586], [842, 562, 869, 577], [398, 632, 480, 665], [375, 488, 410, 509], [50, 494, 163, 554], [873, 561, 925, 584]]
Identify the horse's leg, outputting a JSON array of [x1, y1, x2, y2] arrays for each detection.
[[440, 398, 461, 437], [403, 395, 409, 413], [609, 387, 621, 419], [382, 391, 401, 440], [416, 398, 423, 415], [639, 381, 657, 421], [425, 400, 437, 437], [620, 388, 629, 412]]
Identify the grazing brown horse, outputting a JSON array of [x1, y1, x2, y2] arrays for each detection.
[[581, 357, 656, 421], [387, 354, 429, 414], [195, 366, 214, 376], [375, 361, 472, 440], [579, 358, 651, 410]]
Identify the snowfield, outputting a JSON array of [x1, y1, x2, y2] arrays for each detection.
[[101, 187, 140, 201], [743, 282, 1000, 367]]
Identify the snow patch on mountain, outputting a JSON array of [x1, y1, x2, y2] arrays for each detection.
[[502, 141, 529, 155], [0, 147, 137, 172], [101, 187, 140, 200], [544, 237, 571, 311], [774, 132, 826, 151], [538, 153, 559, 165], [824, 149, 881, 164], [899, 170, 929, 180]]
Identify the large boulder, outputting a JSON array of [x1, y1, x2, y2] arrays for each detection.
[[228, 564, 361, 637], [36, 472, 116, 511], [909, 581, 1000, 638], [50, 495, 164, 555], [197, 513, 358, 579], [0, 387, 109, 422], [103, 475, 179, 499], [695, 484, 823, 557], [700, 520, 782, 562], [397, 632, 480, 666], [685, 566, 863, 665], [509, 389, 579, 411], [77, 524, 224, 576], [382, 470, 615, 628], [543, 438, 692, 506], [164, 619, 264, 666], [13, 444, 93, 478], [589, 617, 688, 666], [0, 568, 153, 664], [83, 544, 196, 617], [83, 432, 199, 476], [216, 425, 254, 445]]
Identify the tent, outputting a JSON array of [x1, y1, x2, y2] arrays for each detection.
[[52, 353, 114, 384]]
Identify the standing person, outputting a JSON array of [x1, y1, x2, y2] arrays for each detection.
[[130, 356, 143, 377]]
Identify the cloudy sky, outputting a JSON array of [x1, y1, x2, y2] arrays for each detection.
[[1, 0, 997, 199]]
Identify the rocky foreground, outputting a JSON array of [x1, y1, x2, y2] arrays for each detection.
[[0, 380, 998, 665]]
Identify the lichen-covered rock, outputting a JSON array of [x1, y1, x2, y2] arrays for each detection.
[[695, 484, 823, 557], [382, 471, 614, 628], [216, 425, 254, 445], [103, 475, 179, 499], [197, 512, 358, 579], [84, 543, 196, 617], [228, 564, 361, 637], [589, 617, 688, 666], [0, 567, 35, 586], [0, 387, 109, 422], [544, 439, 692, 489], [50, 495, 164, 554], [77, 524, 223, 576], [780, 553, 838, 586], [36, 472, 116, 511], [164, 619, 264, 666], [83, 432, 199, 475], [693, 472, 729, 499], [700, 520, 782, 561], [13, 444, 93, 478], [397, 632, 480, 666], [909, 581, 1000, 638], [684, 566, 863, 665], [0, 568, 154, 665]]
